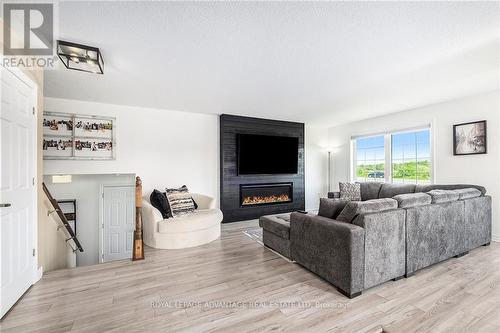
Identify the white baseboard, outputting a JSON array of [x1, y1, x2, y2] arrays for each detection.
[[492, 234, 500, 243], [35, 266, 43, 283]]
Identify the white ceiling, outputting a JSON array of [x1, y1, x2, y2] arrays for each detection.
[[45, 1, 500, 126]]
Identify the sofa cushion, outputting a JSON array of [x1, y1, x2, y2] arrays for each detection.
[[427, 189, 460, 204], [150, 189, 171, 218], [158, 209, 223, 234], [378, 184, 416, 199], [393, 192, 431, 208], [336, 198, 398, 223], [339, 182, 361, 201], [455, 188, 482, 200], [359, 182, 383, 201], [165, 185, 196, 217], [415, 184, 486, 196], [259, 214, 291, 239], [318, 198, 349, 219]]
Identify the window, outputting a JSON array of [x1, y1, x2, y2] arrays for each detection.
[[391, 129, 431, 184], [354, 135, 385, 183], [353, 128, 432, 184]]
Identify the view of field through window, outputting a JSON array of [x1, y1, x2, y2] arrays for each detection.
[[355, 135, 385, 183], [355, 129, 431, 184], [392, 130, 431, 184]]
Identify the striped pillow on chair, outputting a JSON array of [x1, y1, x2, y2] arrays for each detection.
[[165, 185, 196, 217]]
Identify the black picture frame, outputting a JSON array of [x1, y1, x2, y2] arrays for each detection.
[[453, 120, 487, 156]]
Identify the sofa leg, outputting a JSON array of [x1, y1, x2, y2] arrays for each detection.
[[404, 272, 414, 278], [392, 276, 404, 281], [455, 251, 469, 258], [483, 242, 491, 246], [336, 287, 362, 299]]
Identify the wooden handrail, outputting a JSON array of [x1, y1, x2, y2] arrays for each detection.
[[132, 176, 144, 261], [42, 182, 84, 252]]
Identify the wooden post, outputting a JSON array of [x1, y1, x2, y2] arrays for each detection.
[[132, 176, 145, 261]]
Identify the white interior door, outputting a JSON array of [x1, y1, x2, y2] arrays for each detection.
[[102, 186, 135, 262], [0, 67, 37, 318]]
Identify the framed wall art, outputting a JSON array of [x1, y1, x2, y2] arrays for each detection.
[[43, 112, 116, 160], [453, 120, 487, 155]]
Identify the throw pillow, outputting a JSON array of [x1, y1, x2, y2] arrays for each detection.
[[150, 189, 171, 219], [339, 182, 361, 201], [165, 185, 196, 217]]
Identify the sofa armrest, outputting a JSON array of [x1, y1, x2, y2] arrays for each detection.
[[290, 212, 365, 295], [142, 199, 163, 224], [142, 199, 163, 247], [191, 193, 216, 209], [352, 209, 406, 288]]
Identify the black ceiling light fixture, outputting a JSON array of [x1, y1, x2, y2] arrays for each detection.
[[57, 40, 104, 74]]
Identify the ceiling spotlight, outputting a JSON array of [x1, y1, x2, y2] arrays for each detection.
[[85, 51, 94, 64], [57, 40, 104, 74], [70, 53, 80, 63]]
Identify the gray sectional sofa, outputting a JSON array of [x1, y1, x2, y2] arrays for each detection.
[[259, 182, 491, 298]]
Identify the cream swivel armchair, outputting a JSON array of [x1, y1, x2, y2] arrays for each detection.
[[142, 193, 223, 249]]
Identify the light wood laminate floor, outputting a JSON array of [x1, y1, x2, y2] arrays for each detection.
[[1, 220, 499, 333]]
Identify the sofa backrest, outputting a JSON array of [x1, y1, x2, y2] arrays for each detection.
[[357, 182, 486, 200], [359, 182, 383, 201], [415, 184, 486, 196], [378, 184, 416, 199], [357, 182, 417, 200]]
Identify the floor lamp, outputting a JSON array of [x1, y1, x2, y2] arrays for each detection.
[[327, 150, 332, 193]]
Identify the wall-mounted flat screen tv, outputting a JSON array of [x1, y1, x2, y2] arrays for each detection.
[[237, 134, 299, 175]]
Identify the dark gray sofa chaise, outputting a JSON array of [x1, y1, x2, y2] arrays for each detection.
[[290, 200, 406, 298], [260, 182, 491, 299], [259, 214, 292, 259]]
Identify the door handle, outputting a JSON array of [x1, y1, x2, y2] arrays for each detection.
[[0, 203, 11, 208]]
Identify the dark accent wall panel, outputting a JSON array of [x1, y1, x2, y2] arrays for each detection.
[[220, 114, 305, 223]]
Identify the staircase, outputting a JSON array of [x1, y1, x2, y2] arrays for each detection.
[[42, 182, 84, 253]]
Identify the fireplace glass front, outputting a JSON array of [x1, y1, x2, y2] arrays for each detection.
[[240, 183, 293, 207]]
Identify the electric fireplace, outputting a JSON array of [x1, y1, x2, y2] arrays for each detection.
[[220, 114, 305, 222], [240, 183, 293, 207]]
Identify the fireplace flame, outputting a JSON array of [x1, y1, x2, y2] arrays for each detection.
[[242, 194, 291, 206]]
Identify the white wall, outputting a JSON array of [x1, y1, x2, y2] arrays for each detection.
[[328, 90, 500, 240], [44, 98, 220, 200], [45, 97, 329, 215], [304, 125, 329, 210], [43, 174, 135, 266]]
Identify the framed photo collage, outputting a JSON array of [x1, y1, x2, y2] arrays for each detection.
[[43, 112, 116, 160]]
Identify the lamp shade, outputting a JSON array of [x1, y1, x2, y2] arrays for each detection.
[[57, 40, 104, 74]]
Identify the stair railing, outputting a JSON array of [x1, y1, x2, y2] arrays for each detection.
[[42, 182, 84, 253]]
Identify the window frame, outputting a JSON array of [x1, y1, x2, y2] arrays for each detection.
[[351, 126, 433, 184]]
